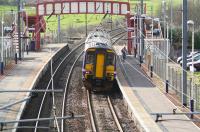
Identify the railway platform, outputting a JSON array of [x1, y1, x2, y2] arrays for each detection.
[[0, 43, 67, 131], [114, 46, 200, 132]]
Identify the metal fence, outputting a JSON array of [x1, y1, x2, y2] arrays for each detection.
[[0, 11, 28, 70], [0, 37, 15, 67], [144, 38, 200, 111], [167, 65, 200, 110]]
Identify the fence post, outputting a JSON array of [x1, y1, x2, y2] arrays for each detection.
[[189, 78, 192, 100], [26, 45, 29, 55], [15, 53, 17, 64], [157, 59, 159, 77], [196, 84, 199, 110], [153, 56, 156, 74], [150, 65, 153, 78], [156, 57, 158, 74], [179, 72, 182, 101], [161, 60, 163, 80], [169, 67, 171, 89], [195, 85, 197, 111], [0, 62, 3, 75], [190, 99, 194, 119], [175, 70, 178, 93], [172, 68, 174, 91], [157, 59, 160, 77], [166, 80, 169, 93]]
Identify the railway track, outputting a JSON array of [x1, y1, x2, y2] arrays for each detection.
[[85, 30, 138, 131], [16, 40, 85, 132], [58, 29, 127, 131], [60, 51, 83, 132], [59, 30, 128, 132], [34, 43, 84, 132], [16, 29, 130, 132], [87, 90, 123, 132]]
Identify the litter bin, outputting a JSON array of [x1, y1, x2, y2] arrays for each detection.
[[30, 40, 35, 51]]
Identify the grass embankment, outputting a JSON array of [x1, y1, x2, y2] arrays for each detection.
[[0, 0, 182, 32], [194, 72, 200, 85], [45, 14, 122, 32], [0, 5, 17, 12], [129, 0, 182, 15]]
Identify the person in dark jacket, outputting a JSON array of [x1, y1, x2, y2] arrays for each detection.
[[121, 47, 127, 61]]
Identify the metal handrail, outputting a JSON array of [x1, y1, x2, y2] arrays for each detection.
[[1, 115, 85, 124], [0, 89, 63, 93]]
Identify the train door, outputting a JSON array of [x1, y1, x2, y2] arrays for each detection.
[[95, 53, 104, 78]]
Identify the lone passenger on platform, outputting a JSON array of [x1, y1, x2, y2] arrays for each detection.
[[121, 47, 127, 62]]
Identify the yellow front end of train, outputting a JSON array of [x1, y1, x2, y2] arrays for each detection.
[[83, 48, 116, 91]]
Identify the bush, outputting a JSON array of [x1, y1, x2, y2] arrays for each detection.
[[167, 27, 200, 50], [0, 0, 16, 5], [195, 32, 200, 49]]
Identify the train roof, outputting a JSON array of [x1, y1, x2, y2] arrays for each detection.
[[85, 30, 113, 51], [86, 30, 110, 40]]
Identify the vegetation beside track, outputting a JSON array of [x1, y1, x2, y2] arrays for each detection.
[[0, 0, 182, 33]]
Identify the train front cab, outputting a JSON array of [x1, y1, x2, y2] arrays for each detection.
[[82, 48, 116, 91]]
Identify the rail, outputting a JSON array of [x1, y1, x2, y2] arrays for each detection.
[[111, 31, 127, 39], [86, 90, 97, 132], [107, 96, 123, 132], [0, 28, 127, 131], [61, 51, 84, 132], [34, 42, 85, 132], [87, 92, 124, 132]]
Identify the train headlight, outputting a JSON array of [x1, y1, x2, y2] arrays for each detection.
[[107, 73, 114, 76], [85, 71, 92, 74]]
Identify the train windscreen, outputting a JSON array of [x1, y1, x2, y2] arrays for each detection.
[[86, 52, 94, 64], [107, 53, 115, 65]]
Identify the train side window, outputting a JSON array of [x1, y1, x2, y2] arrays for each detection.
[[107, 53, 115, 65], [86, 52, 94, 64]]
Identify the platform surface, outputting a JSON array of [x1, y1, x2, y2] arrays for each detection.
[[0, 43, 66, 131], [114, 45, 200, 132]]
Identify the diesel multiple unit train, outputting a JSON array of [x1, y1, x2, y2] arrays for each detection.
[[82, 29, 116, 91]]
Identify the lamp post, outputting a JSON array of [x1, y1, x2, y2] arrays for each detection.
[[162, 0, 166, 40], [1, 13, 4, 75], [187, 20, 194, 117], [187, 20, 194, 72], [17, 0, 22, 60], [170, 0, 173, 48], [182, 0, 188, 107], [162, 0, 169, 92], [140, 14, 145, 66], [151, 18, 154, 40], [85, 13, 87, 37], [166, 21, 169, 93], [58, 15, 60, 43], [140, 0, 144, 65]]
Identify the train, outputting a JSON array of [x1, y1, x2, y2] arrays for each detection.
[[82, 29, 116, 91]]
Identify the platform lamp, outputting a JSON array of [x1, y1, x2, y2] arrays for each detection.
[[187, 20, 195, 117], [17, 0, 22, 60], [20, 6, 30, 56], [1, 13, 4, 75], [130, 16, 137, 57], [162, 0, 170, 93], [140, 13, 146, 66]]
